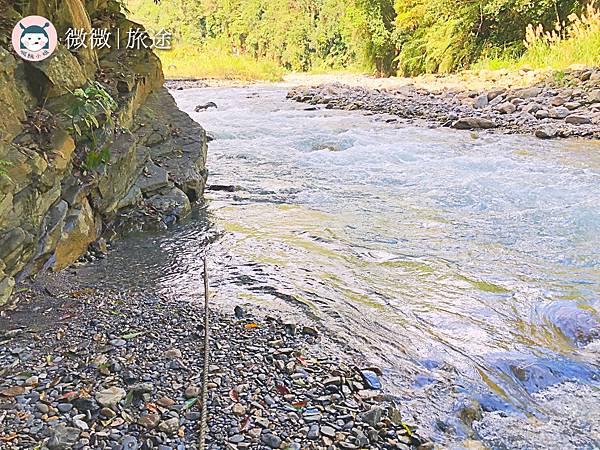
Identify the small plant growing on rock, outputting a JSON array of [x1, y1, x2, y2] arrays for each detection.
[[0, 160, 12, 180], [67, 80, 118, 170]]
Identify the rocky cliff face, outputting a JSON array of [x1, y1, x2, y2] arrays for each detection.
[[0, 0, 208, 304]]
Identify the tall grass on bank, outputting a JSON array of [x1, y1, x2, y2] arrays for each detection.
[[476, 4, 600, 71], [157, 42, 285, 81]]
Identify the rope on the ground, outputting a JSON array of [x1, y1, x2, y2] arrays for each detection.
[[198, 256, 210, 450]]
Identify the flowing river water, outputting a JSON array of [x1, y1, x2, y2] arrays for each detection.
[[96, 86, 600, 448]]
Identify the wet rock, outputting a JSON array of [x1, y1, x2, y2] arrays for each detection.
[[234, 305, 245, 319], [535, 127, 558, 139]]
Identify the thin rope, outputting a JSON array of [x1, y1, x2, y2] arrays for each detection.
[[198, 256, 210, 450]]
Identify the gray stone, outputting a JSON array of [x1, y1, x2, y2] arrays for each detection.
[[122, 436, 139, 450], [260, 434, 282, 448], [474, 94, 488, 109], [564, 101, 581, 110], [158, 417, 179, 434], [47, 425, 80, 449], [513, 87, 542, 99], [145, 186, 191, 219], [565, 114, 592, 125], [495, 102, 516, 114], [135, 162, 170, 194], [549, 106, 570, 119], [588, 89, 600, 104], [321, 425, 336, 437], [451, 117, 496, 130], [95, 386, 126, 408], [360, 406, 383, 427], [57, 403, 73, 413], [30, 46, 87, 97]]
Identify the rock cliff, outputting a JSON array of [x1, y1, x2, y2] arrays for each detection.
[[0, 0, 208, 304]]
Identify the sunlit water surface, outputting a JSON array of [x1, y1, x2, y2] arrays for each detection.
[[95, 86, 600, 448]]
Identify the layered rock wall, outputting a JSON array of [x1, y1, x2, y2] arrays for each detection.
[[0, 0, 208, 303]]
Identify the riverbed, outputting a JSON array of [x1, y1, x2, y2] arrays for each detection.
[[97, 85, 600, 448]]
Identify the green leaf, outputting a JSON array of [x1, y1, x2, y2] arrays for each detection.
[[182, 397, 198, 410], [120, 331, 146, 340], [124, 389, 134, 406]]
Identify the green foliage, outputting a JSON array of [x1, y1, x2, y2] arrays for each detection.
[[394, 0, 591, 75], [128, 0, 598, 77], [0, 159, 12, 180], [67, 81, 118, 170]]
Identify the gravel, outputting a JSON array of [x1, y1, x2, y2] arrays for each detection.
[[0, 265, 431, 450]]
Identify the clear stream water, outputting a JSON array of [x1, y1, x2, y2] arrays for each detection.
[[97, 86, 600, 449]]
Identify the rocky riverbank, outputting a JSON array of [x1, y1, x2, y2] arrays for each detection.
[[0, 265, 431, 450], [0, 1, 208, 306], [287, 68, 600, 140]]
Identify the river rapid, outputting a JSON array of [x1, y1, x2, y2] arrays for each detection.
[[97, 85, 600, 449]]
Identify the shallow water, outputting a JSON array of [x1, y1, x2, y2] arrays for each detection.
[[99, 86, 600, 448]]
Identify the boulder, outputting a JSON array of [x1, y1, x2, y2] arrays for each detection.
[[53, 198, 98, 270], [512, 87, 542, 99], [495, 102, 516, 114], [0, 274, 15, 306], [588, 90, 600, 104], [28, 0, 98, 78], [474, 94, 488, 109], [565, 114, 592, 125], [451, 117, 496, 130], [145, 187, 191, 219], [548, 107, 570, 119], [535, 127, 558, 139], [136, 162, 169, 195], [30, 46, 87, 97]]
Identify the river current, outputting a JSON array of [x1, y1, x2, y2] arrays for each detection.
[[96, 86, 600, 449]]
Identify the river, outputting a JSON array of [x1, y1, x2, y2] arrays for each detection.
[[96, 85, 600, 449]]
